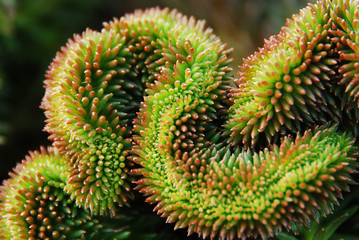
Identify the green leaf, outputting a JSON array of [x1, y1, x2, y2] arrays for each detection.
[[329, 233, 359, 240], [277, 232, 299, 240], [313, 205, 359, 240]]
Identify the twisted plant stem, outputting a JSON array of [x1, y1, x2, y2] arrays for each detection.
[[1, 0, 359, 239]]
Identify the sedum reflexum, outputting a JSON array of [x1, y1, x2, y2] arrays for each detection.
[[1, 0, 359, 239]]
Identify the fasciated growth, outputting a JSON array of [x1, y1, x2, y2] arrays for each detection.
[[10, 1, 359, 240]]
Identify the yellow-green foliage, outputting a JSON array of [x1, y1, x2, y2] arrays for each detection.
[[1, 0, 359, 239]]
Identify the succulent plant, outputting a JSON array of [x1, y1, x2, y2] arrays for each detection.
[[0, 147, 133, 239], [1, 0, 359, 239], [0, 146, 179, 240], [225, 0, 359, 147], [41, 28, 136, 216], [40, 7, 233, 217]]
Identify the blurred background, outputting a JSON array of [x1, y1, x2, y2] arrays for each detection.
[[6, 0, 359, 239]]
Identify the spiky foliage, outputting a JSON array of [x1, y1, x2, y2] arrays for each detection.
[[41, 7, 233, 216], [0, 147, 132, 240], [226, 0, 359, 147], [135, 109, 359, 239], [128, 2, 359, 239], [41, 29, 136, 215], [12, 1, 359, 240]]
